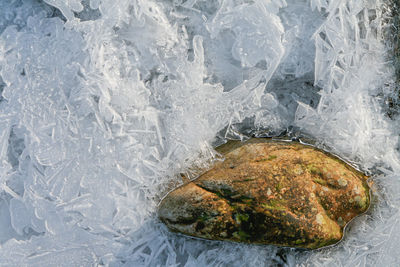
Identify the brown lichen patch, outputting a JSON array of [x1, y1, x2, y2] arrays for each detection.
[[158, 138, 370, 249]]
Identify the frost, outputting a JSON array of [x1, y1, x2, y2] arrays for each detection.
[[0, 0, 399, 266]]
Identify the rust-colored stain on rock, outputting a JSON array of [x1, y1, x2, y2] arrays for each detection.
[[158, 139, 370, 249]]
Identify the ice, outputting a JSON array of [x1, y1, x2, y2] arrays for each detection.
[[9, 198, 31, 236], [43, 0, 83, 21], [209, 1, 284, 69], [0, 0, 399, 266], [0, 200, 17, 243]]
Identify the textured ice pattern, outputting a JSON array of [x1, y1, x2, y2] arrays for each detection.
[[0, 0, 399, 266]]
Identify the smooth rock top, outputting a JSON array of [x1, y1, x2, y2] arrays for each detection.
[[158, 139, 370, 249]]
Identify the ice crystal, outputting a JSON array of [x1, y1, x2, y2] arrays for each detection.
[[0, 0, 399, 266]]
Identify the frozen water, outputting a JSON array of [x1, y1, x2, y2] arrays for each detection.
[[0, 0, 399, 266]]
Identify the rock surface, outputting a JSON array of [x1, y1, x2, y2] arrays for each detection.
[[158, 139, 370, 249]]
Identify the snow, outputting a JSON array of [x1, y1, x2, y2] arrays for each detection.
[[0, 0, 399, 266]]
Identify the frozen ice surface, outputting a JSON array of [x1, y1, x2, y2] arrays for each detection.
[[0, 0, 399, 266]]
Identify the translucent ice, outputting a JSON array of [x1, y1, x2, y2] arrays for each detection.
[[0, 0, 399, 266]]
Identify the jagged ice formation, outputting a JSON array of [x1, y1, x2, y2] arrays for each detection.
[[0, 0, 399, 266]]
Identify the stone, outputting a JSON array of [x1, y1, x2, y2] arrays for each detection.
[[158, 138, 370, 249]]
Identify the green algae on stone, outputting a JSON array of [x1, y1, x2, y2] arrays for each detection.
[[158, 138, 370, 249]]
